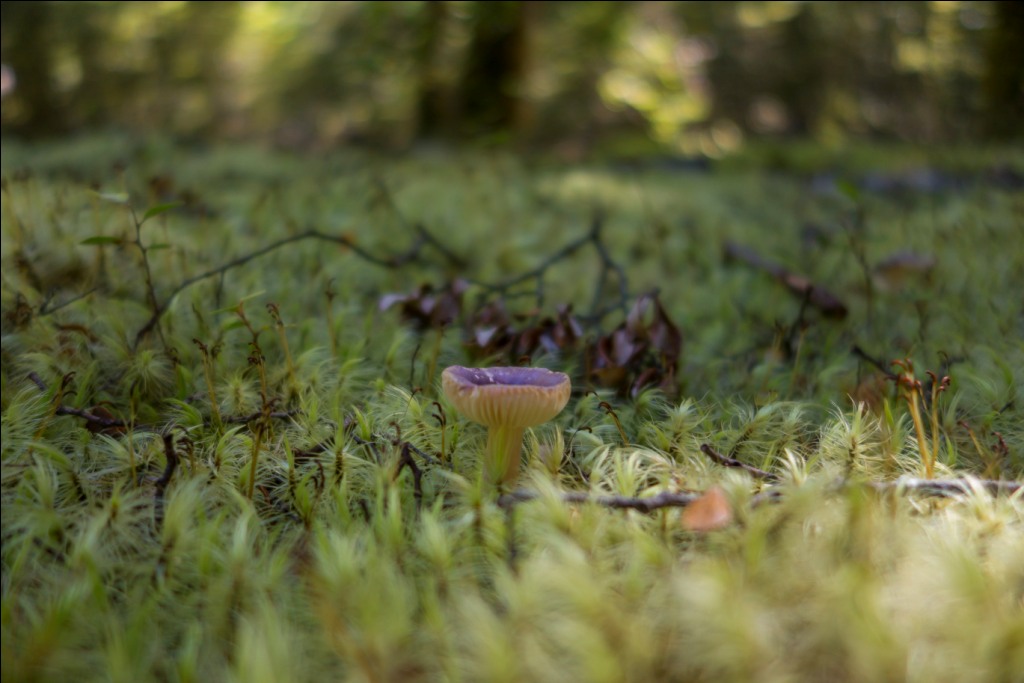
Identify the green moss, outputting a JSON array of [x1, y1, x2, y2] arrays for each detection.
[[2, 137, 1022, 682]]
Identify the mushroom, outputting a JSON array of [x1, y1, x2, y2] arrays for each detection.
[[442, 365, 571, 486]]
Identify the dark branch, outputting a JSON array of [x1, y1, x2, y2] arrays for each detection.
[[865, 478, 1022, 496], [499, 488, 699, 511], [155, 433, 179, 493], [55, 405, 129, 430], [224, 409, 300, 424], [414, 222, 467, 269], [29, 372, 131, 431], [470, 226, 595, 293], [153, 433, 180, 530], [700, 443, 777, 481], [724, 241, 848, 318], [134, 227, 462, 347], [468, 212, 631, 326], [39, 288, 99, 316], [497, 476, 1021, 513], [852, 345, 898, 379], [395, 443, 424, 509]]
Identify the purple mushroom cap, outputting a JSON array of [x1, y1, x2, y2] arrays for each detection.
[[442, 365, 571, 428]]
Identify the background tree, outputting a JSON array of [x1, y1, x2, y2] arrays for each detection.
[[456, 1, 532, 139], [982, 1, 1024, 139], [1, 1, 1019, 147]]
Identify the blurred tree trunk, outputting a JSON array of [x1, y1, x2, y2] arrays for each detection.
[[457, 1, 533, 138], [415, 0, 452, 140], [982, 1, 1024, 139], [778, 5, 825, 136], [0, 1, 61, 135], [70, 5, 110, 130]]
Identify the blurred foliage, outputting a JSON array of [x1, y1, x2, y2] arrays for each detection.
[[1, 1, 1021, 151]]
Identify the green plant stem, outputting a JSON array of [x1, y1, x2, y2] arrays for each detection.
[[426, 327, 444, 389], [201, 354, 222, 432], [127, 415, 138, 486], [908, 390, 933, 478], [129, 207, 166, 348], [248, 422, 265, 500], [930, 383, 942, 475], [600, 402, 630, 446], [276, 323, 296, 389], [325, 286, 338, 360]]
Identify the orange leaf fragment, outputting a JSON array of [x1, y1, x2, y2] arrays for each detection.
[[681, 486, 733, 532]]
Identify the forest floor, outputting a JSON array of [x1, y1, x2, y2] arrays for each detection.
[[2, 134, 1022, 683]]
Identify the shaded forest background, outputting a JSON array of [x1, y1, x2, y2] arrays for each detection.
[[1, 1, 1022, 154]]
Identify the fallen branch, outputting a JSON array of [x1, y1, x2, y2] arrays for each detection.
[[56, 404, 128, 431], [498, 488, 781, 511], [500, 488, 694, 510], [497, 476, 1021, 513], [28, 372, 130, 432], [865, 477, 1021, 496], [724, 241, 848, 318]]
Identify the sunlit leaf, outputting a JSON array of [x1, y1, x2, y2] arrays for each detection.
[[80, 236, 123, 246], [141, 201, 183, 224]]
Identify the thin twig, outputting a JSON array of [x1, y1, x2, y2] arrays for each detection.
[[468, 213, 631, 326], [587, 215, 630, 321], [852, 345, 898, 379], [370, 177, 467, 269], [414, 222, 467, 269], [154, 433, 179, 493], [864, 477, 1022, 496], [55, 405, 129, 429], [395, 443, 424, 509], [348, 433, 383, 462], [27, 372, 48, 392], [224, 409, 300, 424], [38, 288, 99, 316], [700, 443, 777, 481], [497, 489, 697, 511], [28, 372, 133, 431], [497, 476, 1021, 513], [405, 442, 446, 468], [134, 227, 461, 347], [505, 504, 519, 573], [153, 433, 180, 530], [470, 227, 595, 293], [724, 241, 847, 318]]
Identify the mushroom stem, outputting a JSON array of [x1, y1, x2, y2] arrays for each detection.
[[441, 365, 571, 489], [486, 425, 527, 486]]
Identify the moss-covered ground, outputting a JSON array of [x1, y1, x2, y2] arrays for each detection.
[[2, 136, 1022, 682]]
